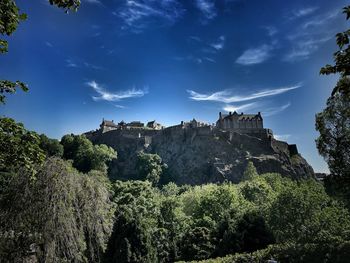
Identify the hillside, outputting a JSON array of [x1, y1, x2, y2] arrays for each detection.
[[86, 124, 314, 184]]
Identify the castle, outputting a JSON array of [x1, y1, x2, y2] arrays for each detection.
[[85, 111, 307, 184], [98, 111, 273, 140]]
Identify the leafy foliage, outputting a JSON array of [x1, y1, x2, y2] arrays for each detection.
[[0, 80, 28, 104], [61, 134, 117, 173], [39, 134, 64, 157], [49, 0, 80, 11], [320, 6, 350, 83], [0, 117, 45, 174], [136, 152, 167, 185], [105, 180, 160, 262], [316, 5, 350, 207], [0, 158, 114, 262], [316, 88, 350, 179], [0, 0, 27, 54], [242, 161, 258, 181]]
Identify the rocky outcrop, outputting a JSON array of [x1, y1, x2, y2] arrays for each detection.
[[86, 128, 314, 185]]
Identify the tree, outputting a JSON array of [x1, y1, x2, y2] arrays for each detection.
[[61, 134, 116, 173], [39, 134, 64, 157], [0, 117, 45, 174], [268, 179, 350, 244], [242, 161, 258, 181], [0, 0, 80, 103], [320, 6, 350, 85], [316, 5, 350, 202], [105, 181, 159, 262], [0, 157, 114, 262], [315, 87, 350, 179], [180, 227, 216, 261], [136, 152, 167, 185]]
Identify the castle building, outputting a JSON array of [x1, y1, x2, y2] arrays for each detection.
[[216, 111, 263, 130], [127, 121, 144, 128], [146, 120, 162, 130], [100, 119, 118, 133]]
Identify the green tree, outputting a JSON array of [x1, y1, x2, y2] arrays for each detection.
[[61, 134, 116, 173], [180, 226, 216, 261], [136, 152, 167, 185], [242, 161, 258, 181], [39, 134, 64, 157], [105, 181, 159, 262], [316, 87, 350, 179], [316, 5, 350, 204], [320, 6, 350, 83], [268, 179, 350, 244], [0, 157, 114, 262], [0, 117, 45, 174]]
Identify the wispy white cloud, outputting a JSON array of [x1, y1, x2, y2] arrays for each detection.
[[117, 0, 184, 32], [187, 84, 301, 103], [114, 104, 126, 109], [189, 36, 202, 42], [87, 80, 148, 102], [223, 102, 259, 113], [302, 10, 339, 29], [289, 7, 318, 20], [203, 57, 216, 63], [283, 37, 331, 62], [274, 134, 291, 141], [283, 9, 338, 63], [83, 62, 104, 70], [45, 41, 53, 47], [83, 0, 102, 5], [236, 44, 273, 65], [66, 59, 78, 68], [66, 58, 103, 70], [173, 55, 203, 64], [195, 0, 217, 20], [263, 103, 291, 116], [211, 35, 225, 50], [262, 26, 278, 37]]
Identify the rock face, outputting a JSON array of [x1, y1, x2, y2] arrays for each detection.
[[86, 127, 314, 185]]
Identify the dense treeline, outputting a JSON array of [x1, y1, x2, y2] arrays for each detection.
[[1, 118, 350, 262]]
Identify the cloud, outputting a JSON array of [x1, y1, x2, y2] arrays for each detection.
[[289, 7, 318, 20], [65, 58, 104, 70], [187, 84, 301, 103], [83, 0, 102, 4], [87, 80, 148, 102], [189, 36, 202, 42], [274, 134, 291, 141], [203, 57, 216, 63], [83, 62, 104, 70], [211, 35, 225, 50], [66, 59, 78, 68], [114, 104, 126, 109], [223, 102, 259, 113], [117, 0, 184, 32], [195, 0, 217, 20], [284, 9, 336, 62], [236, 44, 273, 65], [173, 55, 203, 64], [45, 41, 53, 47], [263, 103, 291, 116], [262, 26, 277, 37], [283, 37, 331, 62], [302, 10, 339, 29]]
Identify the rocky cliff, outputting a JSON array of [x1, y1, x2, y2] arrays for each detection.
[[86, 127, 314, 185]]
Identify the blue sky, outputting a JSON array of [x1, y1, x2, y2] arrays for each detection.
[[0, 0, 348, 172]]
